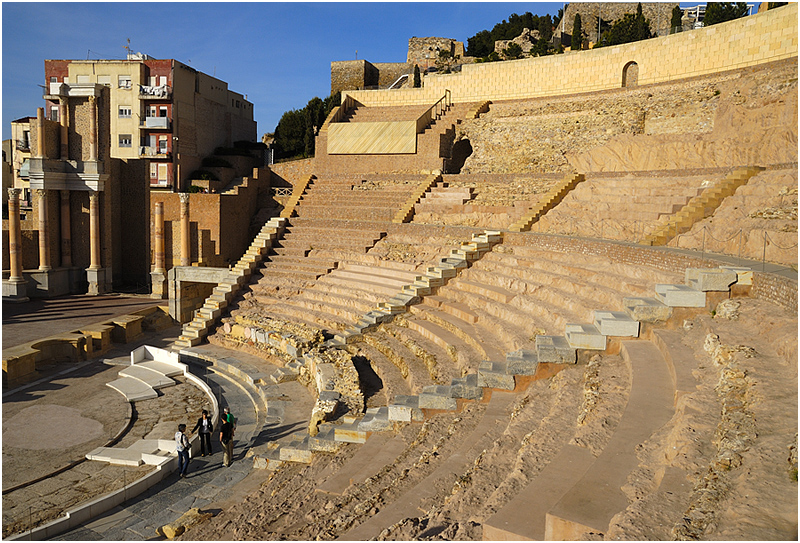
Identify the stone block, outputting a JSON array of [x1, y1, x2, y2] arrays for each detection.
[[591, 311, 640, 338], [719, 266, 753, 286], [388, 395, 424, 422], [270, 367, 298, 384], [622, 297, 672, 323], [685, 268, 738, 292], [505, 349, 539, 375], [279, 437, 313, 463], [478, 360, 516, 389], [565, 323, 607, 350], [334, 420, 367, 443], [358, 407, 393, 432], [655, 284, 706, 307], [308, 428, 341, 452], [535, 335, 576, 364], [450, 373, 483, 400], [418, 390, 458, 410]]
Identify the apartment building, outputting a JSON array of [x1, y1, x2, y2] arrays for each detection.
[[44, 53, 256, 191]]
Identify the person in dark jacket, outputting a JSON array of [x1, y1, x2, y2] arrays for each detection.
[[190, 409, 214, 457], [220, 418, 234, 467]]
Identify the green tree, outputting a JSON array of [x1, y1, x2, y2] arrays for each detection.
[[274, 92, 341, 160], [504, 42, 523, 60], [703, 2, 749, 26], [670, 5, 683, 33], [530, 37, 551, 57], [571, 12, 582, 51], [597, 3, 653, 47], [413, 64, 421, 88], [466, 29, 493, 57], [538, 14, 553, 42]]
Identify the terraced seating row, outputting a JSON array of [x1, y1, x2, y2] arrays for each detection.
[[533, 174, 711, 240]]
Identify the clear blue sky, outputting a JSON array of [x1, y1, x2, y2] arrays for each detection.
[[2, 2, 564, 140]]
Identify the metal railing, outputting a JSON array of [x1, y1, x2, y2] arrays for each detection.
[[416, 90, 452, 133]]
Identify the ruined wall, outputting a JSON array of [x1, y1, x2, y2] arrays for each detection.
[[269, 158, 315, 187], [555, 2, 679, 43], [407, 37, 465, 68], [374, 62, 412, 88], [331, 60, 379, 95]]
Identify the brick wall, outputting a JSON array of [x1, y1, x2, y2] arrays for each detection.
[[346, 5, 798, 107], [269, 158, 315, 187]]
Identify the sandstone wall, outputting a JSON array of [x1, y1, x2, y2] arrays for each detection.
[[345, 5, 797, 107], [331, 60, 379, 95], [407, 37, 465, 68]]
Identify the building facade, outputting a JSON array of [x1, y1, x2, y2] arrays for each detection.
[[44, 54, 256, 191]]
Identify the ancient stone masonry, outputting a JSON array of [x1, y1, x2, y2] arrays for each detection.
[[495, 28, 541, 56], [407, 37, 465, 68], [554, 2, 679, 44]]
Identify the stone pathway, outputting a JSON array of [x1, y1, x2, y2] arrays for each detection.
[[51, 367, 259, 541]]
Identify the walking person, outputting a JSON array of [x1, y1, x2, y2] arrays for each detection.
[[220, 416, 234, 467], [223, 406, 236, 435], [190, 409, 214, 457], [175, 424, 190, 478]]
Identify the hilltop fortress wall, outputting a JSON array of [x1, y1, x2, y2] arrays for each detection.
[[344, 4, 797, 107]]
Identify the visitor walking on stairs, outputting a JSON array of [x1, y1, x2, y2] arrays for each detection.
[[220, 417, 234, 467], [175, 424, 190, 478], [191, 409, 214, 456]]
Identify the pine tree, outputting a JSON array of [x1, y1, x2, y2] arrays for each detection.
[[571, 13, 582, 51], [703, 2, 749, 26], [413, 65, 421, 88], [671, 5, 683, 33]]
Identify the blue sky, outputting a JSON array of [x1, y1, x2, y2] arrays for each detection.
[[2, 2, 564, 140]]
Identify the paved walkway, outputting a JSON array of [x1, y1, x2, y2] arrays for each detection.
[[52, 367, 261, 541], [3, 294, 163, 350]]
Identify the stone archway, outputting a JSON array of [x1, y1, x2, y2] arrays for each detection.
[[622, 61, 639, 88], [448, 138, 473, 174]]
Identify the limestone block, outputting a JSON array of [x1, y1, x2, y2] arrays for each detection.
[[279, 437, 313, 463], [334, 420, 367, 443], [157, 508, 213, 539], [505, 349, 539, 375], [655, 284, 706, 307], [685, 268, 738, 292], [388, 395, 424, 422], [308, 427, 341, 452], [565, 323, 607, 350], [622, 297, 672, 323], [418, 389, 458, 410], [359, 407, 393, 432], [592, 311, 640, 337], [271, 367, 298, 384], [450, 373, 483, 400], [719, 266, 753, 286], [478, 360, 516, 389], [535, 335, 576, 364]]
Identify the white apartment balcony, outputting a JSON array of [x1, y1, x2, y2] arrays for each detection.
[[139, 84, 172, 99], [139, 146, 171, 159], [143, 117, 171, 129]]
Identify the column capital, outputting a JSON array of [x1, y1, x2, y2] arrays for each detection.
[[8, 188, 21, 199], [179, 193, 190, 204], [60, 189, 71, 201], [34, 188, 47, 198], [88, 190, 99, 201]]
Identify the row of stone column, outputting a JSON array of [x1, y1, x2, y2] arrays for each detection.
[[151, 193, 192, 274], [6, 188, 102, 280]]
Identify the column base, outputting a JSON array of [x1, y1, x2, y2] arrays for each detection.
[[86, 267, 111, 296], [28, 268, 71, 297], [150, 270, 167, 299], [2, 279, 29, 303]]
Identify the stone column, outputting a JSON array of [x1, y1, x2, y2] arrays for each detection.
[[59, 98, 69, 160], [179, 193, 191, 267], [3, 189, 28, 302], [36, 189, 51, 271], [150, 201, 167, 298], [60, 190, 72, 267], [88, 190, 101, 270], [88, 96, 97, 162], [154, 202, 165, 273], [7, 189, 24, 281], [36, 108, 45, 158]]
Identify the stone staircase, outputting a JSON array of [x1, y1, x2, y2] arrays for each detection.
[[413, 181, 473, 215], [280, 175, 315, 218], [174, 217, 287, 348], [393, 174, 443, 223], [641, 166, 766, 246], [509, 173, 585, 232]]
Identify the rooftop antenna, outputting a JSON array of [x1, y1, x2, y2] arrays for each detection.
[[124, 38, 131, 59]]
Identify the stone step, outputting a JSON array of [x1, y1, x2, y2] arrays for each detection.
[[118, 365, 176, 389], [536, 335, 576, 364], [654, 284, 706, 307], [449, 373, 483, 400], [106, 376, 158, 402], [565, 323, 607, 350], [358, 406, 393, 432], [418, 386, 458, 410], [477, 360, 516, 390], [333, 418, 368, 443], [684, 268, 738, 292], [388, 395, 424, 422], [622, 297, 673, 323], [505, 349, 539, 375], [279, 436, 313, 463], [592, 310, 640, 337], [451, 279, 515, 303]]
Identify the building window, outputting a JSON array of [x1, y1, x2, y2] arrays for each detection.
[[119, 134, 132, 148], [98, 75, 111, 86], [118, 75, 132, 89], [76, 75, 90, 84], [119, 106, 132, 118], [158, 136, 168, 154], [159, 106, 168, 117], [50, 106, 59, 122], [50, 76, 58, 83], [150, 163, 158, 179]]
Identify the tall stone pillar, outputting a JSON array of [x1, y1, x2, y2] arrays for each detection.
[[86, 190, 108, 295], [36, 108, 45, 158], [3, 189, 28, 302], [88, 96, 97, 162], [36, 189, 51, 271], [59, 98, 69, 160], [60, 190, 72, 267], [88, 190, 101, 270], [179, 193, 191, 267], [150, 201, 168, 298]]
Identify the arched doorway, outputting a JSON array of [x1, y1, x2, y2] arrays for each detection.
[[448, 138, 473, 173], [622, 61, 639, 88]]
